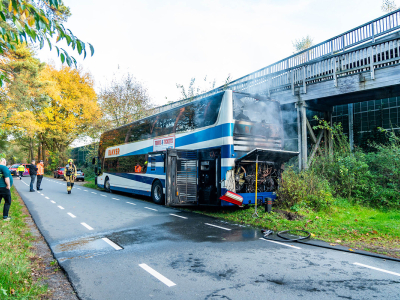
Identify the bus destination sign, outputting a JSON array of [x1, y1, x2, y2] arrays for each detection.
[[153, 136, 175, 151]]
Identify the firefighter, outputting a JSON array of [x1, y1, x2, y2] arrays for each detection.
[[135, 162, 142, 173], [17, 164, 25, 180], [64, 159, 77, 194]]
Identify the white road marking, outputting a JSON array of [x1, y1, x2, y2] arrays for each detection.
[[37, 192, 40, 194], [102, 238, 122, 250], [77, 188, 81, 190], [353, 263, 400, 277], [205, 223, 231, 231], [259, 238, 302, 249], [101, 195, 107, 197], [40, 194, 44, 196], [51, 200, 56, 203], [84, 190, 88, 192], [139, 264, 176, 287], [58, 206, 65, 210], [81, 222, 94, 230], [91, 192, 97, 194], [126, 202, 136, 205], [67, 213, 76, 218], [170, 214, 188, 219], [45, 197, 49, 199], [144, 207, 158, 211], [112, 198, 120, 200]]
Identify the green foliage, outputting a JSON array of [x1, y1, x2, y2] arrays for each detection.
[[292, 35, 314, 53], [0, 0, 94, 86], [276, 168, 334, 212], [310, 121, 400, 209]]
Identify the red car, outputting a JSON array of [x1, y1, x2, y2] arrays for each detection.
[[53, 167, 65, 178]]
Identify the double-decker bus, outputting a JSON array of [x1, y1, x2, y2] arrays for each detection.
[[93, 90, 297, 206]]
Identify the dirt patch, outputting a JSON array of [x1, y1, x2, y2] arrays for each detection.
[[274, 209, 304, 221], [16, 191, 79, 300]]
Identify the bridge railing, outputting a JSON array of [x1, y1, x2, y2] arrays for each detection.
[[152, 8, 400, 114]]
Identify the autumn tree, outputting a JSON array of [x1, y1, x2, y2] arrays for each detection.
[[292, 35, 314, 53], [381, 0, 397, 12], [98, 73, 152, 128]]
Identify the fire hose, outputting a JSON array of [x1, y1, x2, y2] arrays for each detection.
[[261, 229, 311, 242]]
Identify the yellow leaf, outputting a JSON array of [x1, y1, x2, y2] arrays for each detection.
[[8, 0, 12, 13]]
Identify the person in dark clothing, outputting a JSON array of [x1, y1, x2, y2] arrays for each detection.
[[27, 160, 38, 192], [0, 158, 13, 221]]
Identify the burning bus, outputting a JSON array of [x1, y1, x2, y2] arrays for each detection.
[[93, 90, 298, 206]]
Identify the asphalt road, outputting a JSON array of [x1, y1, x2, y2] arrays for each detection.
[[14, 177, 400, 300]]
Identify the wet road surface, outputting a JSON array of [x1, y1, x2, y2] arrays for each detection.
[[14, 177, 400, 300]]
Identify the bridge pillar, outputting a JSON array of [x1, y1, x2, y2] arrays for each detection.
[[296, 101, 308, 170], [348, 103, 354, 151]]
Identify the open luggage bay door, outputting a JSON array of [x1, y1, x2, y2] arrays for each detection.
[[166, 149, 198, 206]]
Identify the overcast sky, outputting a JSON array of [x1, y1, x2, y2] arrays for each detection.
[[36, 0, 390, 109]]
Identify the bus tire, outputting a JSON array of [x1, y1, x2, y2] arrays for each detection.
[[151, 180, 164, 205], [104, 177, 111, 193]]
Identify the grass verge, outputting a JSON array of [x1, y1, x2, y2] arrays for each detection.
[[186, 199, 400, 258], [0, 187, 49, 298], [82, 178, 101, 190]]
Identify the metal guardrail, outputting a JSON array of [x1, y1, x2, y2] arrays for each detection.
[[152, 8, 400, 114]]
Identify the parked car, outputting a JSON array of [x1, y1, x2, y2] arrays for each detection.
[[54, 167, 65, 178], [76, 169, 85, 181], [9, 164, 19, 176]]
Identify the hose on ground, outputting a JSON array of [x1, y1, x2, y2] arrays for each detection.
[[261, 229, 311, 242]]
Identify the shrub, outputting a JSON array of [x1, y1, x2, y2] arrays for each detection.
[[276, 168, 334, 212]]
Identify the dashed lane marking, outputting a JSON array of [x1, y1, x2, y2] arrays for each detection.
[[91, 192, 97, 194], [144, 207, 158, 211], [102, 238, 122, 250], [51, 200, 56, 203], [77, 188, 81, 190], [58, 206, 65, 210], [139, 264, 176, 287], [112, 198, 120, 200], [259, 238, 302, 249], [40, 194, 44, 196], [81, 223, 94, 230], [45, 197, 49, 199], [126, 202, 136, 205], [101, 195, 107, 197], [84, 190, 88, 192], [205, 223, 231, 231], [67, 213, 76, 218], [169, 214, 188, 219], [353, 263, 400, 277]]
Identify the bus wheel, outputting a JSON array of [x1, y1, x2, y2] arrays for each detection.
[[104, 177, 111, 193], [151, 181, 164, 205]]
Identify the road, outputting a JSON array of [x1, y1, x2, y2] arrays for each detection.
[[14, 177, 400, 300]]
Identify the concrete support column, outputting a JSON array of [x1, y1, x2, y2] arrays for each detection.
[[296, 105, 302, 171], [296, 101, 308, 170], [348, 103, 354, 151], [300, 103, 308, 169]]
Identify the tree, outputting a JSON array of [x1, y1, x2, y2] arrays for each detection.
[[292, 35, 314, 53], [381, 0, 397, 12], [0, 0, 94, 86], [98, 74, 153, 128]]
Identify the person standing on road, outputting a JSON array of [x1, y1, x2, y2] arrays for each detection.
[[17, 164, 25, 180], [27, 160, 38, 192], [64, 159, 77, 194], [0, 158, 13, 221], [36, 160, 44, 191]]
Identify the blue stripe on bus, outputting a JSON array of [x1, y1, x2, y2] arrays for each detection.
[[120, 123, 234, 157], [111, 185, 152, 197], [175, 123, 233, 147], [107, 172, 165, 187]]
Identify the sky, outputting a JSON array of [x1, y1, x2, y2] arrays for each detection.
[[36, 0, 390, 147]]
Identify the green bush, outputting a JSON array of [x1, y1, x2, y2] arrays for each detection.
[[276, 168, 334, 212]]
